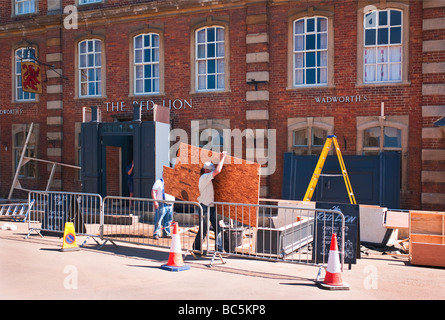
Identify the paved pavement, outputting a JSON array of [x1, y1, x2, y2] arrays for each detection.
[[1, 222, 444, 307]]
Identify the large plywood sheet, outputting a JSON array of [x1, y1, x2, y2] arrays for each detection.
[[163, 143, 260, 227]]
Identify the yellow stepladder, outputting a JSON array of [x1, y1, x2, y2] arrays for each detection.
[[303, 135, 356, 204]]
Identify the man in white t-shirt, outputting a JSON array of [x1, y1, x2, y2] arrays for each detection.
[[193, 151, 227, 252], [152, 177, 175, 239]]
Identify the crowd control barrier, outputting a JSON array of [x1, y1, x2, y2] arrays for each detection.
[[25, 191, 346, 273], [26, 191, 103, 246], [206, 201, 346, 270], [100, 196, 204, 255]]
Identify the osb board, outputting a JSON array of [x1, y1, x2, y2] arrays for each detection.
[[163, 143, 260, 227], [409, 211, 445, 235], [410, 242, 445, 267]]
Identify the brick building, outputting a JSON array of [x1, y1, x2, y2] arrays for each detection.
[[0, 0, 443, 211]]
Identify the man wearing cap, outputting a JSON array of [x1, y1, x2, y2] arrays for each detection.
[[193, 151, 227, 253]]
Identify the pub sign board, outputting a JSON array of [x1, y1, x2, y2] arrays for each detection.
[[313, 202, 360, 265]]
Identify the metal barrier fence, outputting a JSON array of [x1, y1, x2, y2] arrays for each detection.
[[101, 196, 204, 254], [25, 191, 345, 272], [207, 201, 345, 270], [26, 191, 103, 246]]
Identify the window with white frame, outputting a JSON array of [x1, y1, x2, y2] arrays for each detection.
[[13, 125, 38, 179], [79, 39, 102, 97], [293, 17, 328, 86], [292, 127, 328, 155], [15, 0, 35, 15], [79, 0, 102, 4], [196, 26, 225, 91], [362, 126, 402, 155], [134, 33, 160, 95], [364, 9, 402, 83], [15, 47, 36, 101]]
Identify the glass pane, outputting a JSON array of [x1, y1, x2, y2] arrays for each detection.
[[95, 53, 101, 66], [79, 55, 86, 68], [307, 18, 315, 32], [217, 59, 224, 73], [365, 29, 376, 46], [207, 59, 215, 74], [390, 10, 402, 26], [379, 11, 388, 26], [293, 129, 307, 146], [317, 33, 327, 49], [318, 51, 327, 66], [95, 40, 101, 52], [389, 63, 401, 81], [197, 29, 205, 43], [135, 35, 143, 49], [152, 34, 159, 47], [306, 68, 316, 84], [364, 127, 380, 147], [144, 34, 150, 47], [152, 48, 158, 62], [79, 41, 86, 53], [306, 52, 315, 67], [390, 27, 401, 44], [207, 28, 215, 42], [136, 80, 143, 92], [144, 65, 151, 78], [197, 44, 205, 59], [378, 47, 387, 62], [365, 12, 376, 28], [198, 61, 206, 74], [306, 34, 315, 50], [144, 49, 151, 62], [365, 65, 376, 82], [364, 48, 376, 64], [317, 17, 327, 32], [384, 127, 401, 148], [389, 46, 401, 62], [312, 128, 327, 146], [378, 28, 388, 45], [198, 75, 206, 89], [153, 79, 159, 92], [153, 64, 159, 77], [295, 35, 304, 51], [294, 19, 304, 34], [207, 75, 216, 89], [216, 28, 224, 41], [207, 43, 215, 58], [217, 74, 224, 89], [295, 52, 304, 68], [377, 64, 388, 81], [295, 69, 304, 85], [216, 43, 224, 57], [318, 67, 327, 83], [136, 66, 144, 79], [88, 53, 94, 67]]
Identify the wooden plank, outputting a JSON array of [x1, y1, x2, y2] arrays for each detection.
[[385, 210, 409, 229], [411, 234, 445, 245], [410, 211, 445, 235], [410, 242, 445, 267], [163, 143, 261, 227]]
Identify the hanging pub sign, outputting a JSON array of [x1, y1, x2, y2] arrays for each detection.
[[21, 61, 42, 94]]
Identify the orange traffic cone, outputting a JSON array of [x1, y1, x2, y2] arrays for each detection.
[[161, 222, 190, 272], [316, 233, 350, 290]]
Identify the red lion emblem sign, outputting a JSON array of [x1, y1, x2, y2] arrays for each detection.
[[21, 61, 42, 94]]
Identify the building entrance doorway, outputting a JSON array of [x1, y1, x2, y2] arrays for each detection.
[[81, 105, 170, 198]]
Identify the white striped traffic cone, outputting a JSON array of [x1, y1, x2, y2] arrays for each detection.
[[316, 233, 350, 290], [161, 222, 190, 272]]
